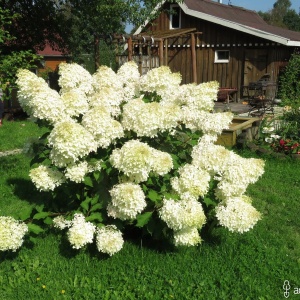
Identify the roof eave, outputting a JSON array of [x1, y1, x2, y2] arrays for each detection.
[[134, 1, 300, 47], [286, 41, 300, 46], [133, 1, 165, 36], [180, 2, 299, 46]]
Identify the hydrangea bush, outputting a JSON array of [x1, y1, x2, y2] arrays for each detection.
[[0, 62, 265, 255]]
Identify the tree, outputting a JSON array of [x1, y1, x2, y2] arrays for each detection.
[[283, 10, 300, 31], [57, 0, 181, 69], [0, 7, 41, 100], [258, 0, 300, 32], [1, 1, 181, 74], [278, 51, 300, 107], [0, 0, 66, 53]]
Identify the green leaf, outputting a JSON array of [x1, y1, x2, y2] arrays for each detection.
[[147, 190, 160, 202], [29, 236, 38, 244], [91, 196, 99, 206], [84, 176, 93, 187], [28, 223, 44, 234], [35, 204, 45, 213], [85, 212, 103, 222], [80, 199, 90, 212], [203, 197, 217, 208], [90, 203, 103, 212], [136, 212, 153, 228], [18, 207, 33, 221], [43, 217, 53, 225], [33, 212, 49, 220], [164, 193, 179, 200], [93, 171, 100, 181], [142, 184, 148, 192]]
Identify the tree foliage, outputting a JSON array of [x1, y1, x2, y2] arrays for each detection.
[[0, 7, 42, 100], [278, 51, 300, 107], [0, 0, 65, 53], [258, 0, 300, 31], [0, 0, 181, 71]]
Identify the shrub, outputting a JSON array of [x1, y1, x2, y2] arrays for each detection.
[[278, 51, 300, 108], [0, 62, 266, 256]]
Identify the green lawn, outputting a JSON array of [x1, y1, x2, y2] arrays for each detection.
[[0, 120, 299, 299], [0, 118, 48, 152]]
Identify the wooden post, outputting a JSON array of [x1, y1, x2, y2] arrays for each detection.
[[159, 39, 164, 66], [191, 33, 197, 83], [164, 39, 168, 66], [128, 37, 132, 61]]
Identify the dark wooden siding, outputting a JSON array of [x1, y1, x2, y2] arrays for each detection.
[[142, 3, 295, 100]]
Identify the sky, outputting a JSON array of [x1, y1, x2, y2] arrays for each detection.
[[220, 0, 299, 12]]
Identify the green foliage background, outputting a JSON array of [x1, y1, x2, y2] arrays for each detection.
[[278, 51, 300, 107]]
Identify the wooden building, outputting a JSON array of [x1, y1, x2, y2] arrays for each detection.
[[36, 42, 69, 90], [129, 0, 300, 101]]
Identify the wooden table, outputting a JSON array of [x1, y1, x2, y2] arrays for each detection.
[[218, 88, 238, 103]]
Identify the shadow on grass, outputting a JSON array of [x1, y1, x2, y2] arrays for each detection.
[[6, 178, 50, 206], [56, 231, 112, 261]]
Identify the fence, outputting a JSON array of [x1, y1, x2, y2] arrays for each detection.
[[117, 55, 159, 75]]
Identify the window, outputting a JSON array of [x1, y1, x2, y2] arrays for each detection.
[[214, 50, 230, 63], [170, 4, 181, 29]]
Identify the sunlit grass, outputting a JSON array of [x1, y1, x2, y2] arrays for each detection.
[[0, 127, 299, 299], [0, 118, 47, 152]]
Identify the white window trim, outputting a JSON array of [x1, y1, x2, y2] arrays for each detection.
[[214, 50, 230, 63], [170, 4, 181, 29]]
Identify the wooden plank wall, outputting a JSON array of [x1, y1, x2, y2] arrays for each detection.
[[143, 4, 295, 100]]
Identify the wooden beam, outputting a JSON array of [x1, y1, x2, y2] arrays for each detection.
[[164, 39, 168, 66], [191, 33, 197, 83], [159, 39, 164, 66], [127, 37, 133, 61]]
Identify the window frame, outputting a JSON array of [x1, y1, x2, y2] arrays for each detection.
[[214, 50, 230, 63], [169, 4, 181, 29]]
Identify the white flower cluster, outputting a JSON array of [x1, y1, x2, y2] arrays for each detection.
[[48, 120, 97, 167], [159, 198, 206, 231], [122, 97, 181, 137], [95, 225, 124, 256], [173, 81, 218, 112], [0, 216, 28, 252], [82, 106, 124, 148], [107, 183, 146, 220], [182, 110, 233, 135], [214, 155, 265, 200], [159, 198, 206, 246], [190, 137, 264, 232], [58, 62, 93, 95], [16, 69, 66, 124], [53, 214, 124, 255], [16, 61, 265, 251], [29, 165, 65, 191], [215, 196, 261, 233], [173, 227, 202, 247], [60, 89, 89, 118], [171, 164, 211, 201], [53, 213, 96, 249], [117, 61, 140, 99], [139, 66, 182, 99], [53, 215, 71, 230], [110, 140, 173, 182], [88, 88, 122, 117], [67, 214, 96, 249], [64, 161, 89, 183]]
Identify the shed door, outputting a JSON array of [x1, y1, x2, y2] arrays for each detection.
[[243, 49, 268, 86]]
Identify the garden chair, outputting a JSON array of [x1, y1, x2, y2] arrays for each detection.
[[248, 82, 277, 117]]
